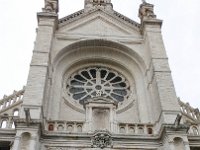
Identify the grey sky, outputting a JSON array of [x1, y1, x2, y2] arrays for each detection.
[[0, 0, 199, 108]]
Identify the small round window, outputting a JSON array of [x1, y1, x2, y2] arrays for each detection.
[[66, 67, 130, 104]]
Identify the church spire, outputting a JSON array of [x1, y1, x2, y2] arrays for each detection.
[[84, 0, 113, 11]]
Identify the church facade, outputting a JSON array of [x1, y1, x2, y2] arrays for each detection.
[[0, 0, 200, 149]]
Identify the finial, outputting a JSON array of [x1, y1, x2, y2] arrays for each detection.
[[84, 0, 113, 11], [142, 0, 146, 3], [43, 0, 59, 13], [139, 1, 156, 20]]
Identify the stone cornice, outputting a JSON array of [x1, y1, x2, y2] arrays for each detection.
[[58, 8, 140, 29]]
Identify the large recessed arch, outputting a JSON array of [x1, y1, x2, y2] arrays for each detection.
[[53, 39, 147, 73], [50, 39, 151, 123]]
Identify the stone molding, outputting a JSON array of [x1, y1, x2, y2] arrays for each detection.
[[58, 8, 140, 29]]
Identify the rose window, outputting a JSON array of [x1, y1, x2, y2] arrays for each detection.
[[66, 67, 130, 104]]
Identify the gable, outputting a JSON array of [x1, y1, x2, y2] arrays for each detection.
[[57, 9, 141, 38]]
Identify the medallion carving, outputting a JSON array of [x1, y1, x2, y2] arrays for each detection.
[[91, 130, 112, 149]]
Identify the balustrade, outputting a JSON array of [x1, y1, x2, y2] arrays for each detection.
[[179, 99, 200, 121], [0, 88, 24, 112], [46, 121, 84, 133], [46, 120, 154, 135], [0, 115, 16, 129], [118, 123, 154, 135]]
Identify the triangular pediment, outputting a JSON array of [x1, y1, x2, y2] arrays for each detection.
[[57, 9, 141, 37]]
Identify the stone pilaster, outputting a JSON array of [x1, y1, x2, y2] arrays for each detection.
[[12, 135, 21, 150], [139, 2, 180, 124], [162, 125, 190, 150], [21, 12, 58, 120]]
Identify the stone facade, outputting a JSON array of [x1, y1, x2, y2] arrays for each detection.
[[0, 0, 200, 150]]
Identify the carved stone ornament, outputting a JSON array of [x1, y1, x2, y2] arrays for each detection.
[[139, 2, 156, 19], [91, 130, 112, 149], [43, 0, 58, 13]]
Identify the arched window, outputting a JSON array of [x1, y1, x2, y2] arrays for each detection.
[[138, 127, 144, 134], [119, 127, 126, 133], [77, 125, 82, 132], [192, 126, 199, 135], [174, 137, 185, 149], [148, 128, 153, 134], [129, 127, 135, 134], [13, 109, 19, 116], [48, 124, 54, 131], [67, 125, 73, 132], [20, 132, 31, 150], [57, 125, 64, 131], [1, 120, 7, 128]]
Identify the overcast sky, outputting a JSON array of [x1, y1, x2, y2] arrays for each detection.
[[0, 0, 199, 109]]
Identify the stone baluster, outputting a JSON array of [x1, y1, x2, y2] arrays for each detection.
[[135, 124, 138, 134], [8, 116, 12, 128], [3, 100, 6, 109], [13, 95, 17, 103], [54, 122, 58, 131], [195, 110, 200, 120], [8, 98, 11, 107], [144, 125, 148, 134], [64, 122, 67, 132]]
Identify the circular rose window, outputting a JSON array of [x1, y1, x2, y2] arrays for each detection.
[[66, 67, 130, 104]]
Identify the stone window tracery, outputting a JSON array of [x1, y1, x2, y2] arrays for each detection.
[[66, 67, 130, 104]]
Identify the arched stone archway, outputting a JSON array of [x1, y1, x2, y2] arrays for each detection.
[[48, 39, 153, 124]]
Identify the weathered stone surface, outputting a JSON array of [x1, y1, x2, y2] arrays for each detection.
[[0, 0, 199, 150]]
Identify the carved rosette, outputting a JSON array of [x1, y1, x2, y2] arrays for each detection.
[[91, 130, 112, 149], [43, 0, 58, 13]]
